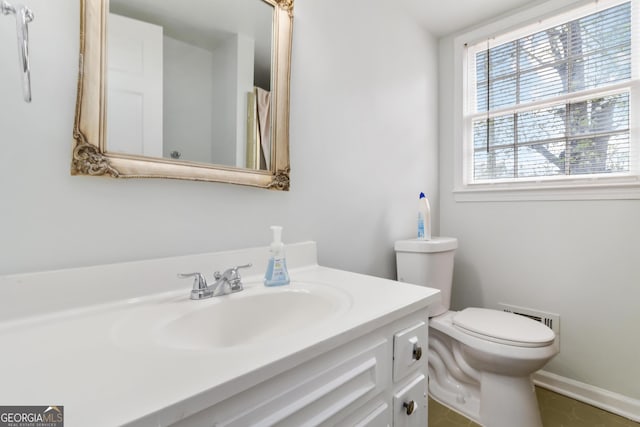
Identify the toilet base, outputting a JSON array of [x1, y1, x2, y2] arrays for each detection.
[[428, 372, 542, 427], [428, 318, 549, 427], [427, 367, 481, 423], [479, 373, 542, 427]]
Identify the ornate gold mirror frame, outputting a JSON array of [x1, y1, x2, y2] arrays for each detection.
[[72, 0, 293, 190]]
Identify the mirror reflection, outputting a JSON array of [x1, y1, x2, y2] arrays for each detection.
[[107, 0, 274, 170]]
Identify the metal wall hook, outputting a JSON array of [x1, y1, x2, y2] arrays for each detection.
[[1, 0, 34, 103]]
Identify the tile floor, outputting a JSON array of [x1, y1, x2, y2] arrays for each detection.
[[428, 387, 640, 427]]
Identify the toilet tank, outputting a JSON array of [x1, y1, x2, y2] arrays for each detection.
[[394, 237, 458, 317]]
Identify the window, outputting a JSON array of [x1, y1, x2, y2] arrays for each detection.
[[457, 0, 640, 199]]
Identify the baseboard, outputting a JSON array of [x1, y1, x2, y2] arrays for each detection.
[[533, 370, 640, 422]]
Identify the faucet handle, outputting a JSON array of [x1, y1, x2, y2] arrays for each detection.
[[232, 263, 252, 275], [214, 263, 253, 280], [178, 272, 214, 300], [212, 263, 253, 293], [228, 263, 252, 281], [178, 272, 207, 290], [229, 263, 252, 291]]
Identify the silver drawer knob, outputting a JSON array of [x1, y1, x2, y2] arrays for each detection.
[[403, 400, 416, 415], [413, 343, 423, 361]]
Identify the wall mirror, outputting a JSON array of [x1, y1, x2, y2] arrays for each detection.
[[72, 0, 293, 190]]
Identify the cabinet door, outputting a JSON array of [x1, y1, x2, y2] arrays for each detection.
[[344, 401, 390, 427], [393, 374, 427, 427], [393, 321, 427, 382], [178, 338, 388, 427], [324, 395, 391, 427]]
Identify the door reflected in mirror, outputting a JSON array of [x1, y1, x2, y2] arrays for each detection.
[[107, 0, 274, 170]]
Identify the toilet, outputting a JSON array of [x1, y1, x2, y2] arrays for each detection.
[[395, 237, 558, 427]]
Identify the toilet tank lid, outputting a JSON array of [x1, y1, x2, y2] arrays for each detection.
[[395, 237, 458, 253]]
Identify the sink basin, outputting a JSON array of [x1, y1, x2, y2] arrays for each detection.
[[112, 282, 352, 350]]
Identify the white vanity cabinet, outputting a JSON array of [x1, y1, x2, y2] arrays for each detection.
[[175, 310, 428, 427], [0, 242, 440, 426]]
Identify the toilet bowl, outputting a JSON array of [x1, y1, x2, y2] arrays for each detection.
[[395, 238, 558, 427]]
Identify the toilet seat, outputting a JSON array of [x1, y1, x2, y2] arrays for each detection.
[[453, 308, 555, 348]]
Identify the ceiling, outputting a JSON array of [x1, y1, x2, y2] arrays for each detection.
[[109, 0, 273, 85], [110, 0, 273, 50], [108, 1, 541, 52], [107, 0, 542, 84], [400, 0, 540, 36]]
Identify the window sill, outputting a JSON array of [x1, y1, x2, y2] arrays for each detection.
[[453, 179, 640, 202]]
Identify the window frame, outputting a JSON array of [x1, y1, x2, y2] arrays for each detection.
[[452, 0, 640, 201]]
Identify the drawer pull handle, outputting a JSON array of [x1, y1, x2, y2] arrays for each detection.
[[412, 343, 423, 361], [403, 400, 416, 415]]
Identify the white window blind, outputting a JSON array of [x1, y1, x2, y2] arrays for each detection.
[[465, 1, 639, 184]]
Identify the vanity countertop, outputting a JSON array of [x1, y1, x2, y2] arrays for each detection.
[[0, 242, 439, 426]]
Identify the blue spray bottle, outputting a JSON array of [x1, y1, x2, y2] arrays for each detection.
[[417, 192, 432, 240]]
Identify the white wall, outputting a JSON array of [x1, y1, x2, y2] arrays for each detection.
[[0, 0, 438, 286], [210, 36, 237, 166], [438, 19, 640, 402], [163, 36, 213, 163]]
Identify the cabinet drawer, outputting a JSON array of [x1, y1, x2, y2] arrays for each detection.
[[393, 374, 427, 427], [392, 321, 427, 382]]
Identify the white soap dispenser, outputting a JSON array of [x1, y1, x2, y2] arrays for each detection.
[[264, 225, 290, 287]]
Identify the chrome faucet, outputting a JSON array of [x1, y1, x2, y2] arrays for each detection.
[[178, 264, 252, 300]]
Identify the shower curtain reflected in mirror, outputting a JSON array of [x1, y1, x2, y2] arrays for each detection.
[[246, 87, 271, 170]]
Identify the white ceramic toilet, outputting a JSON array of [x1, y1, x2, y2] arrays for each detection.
[[395, 237, 558, 427]]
